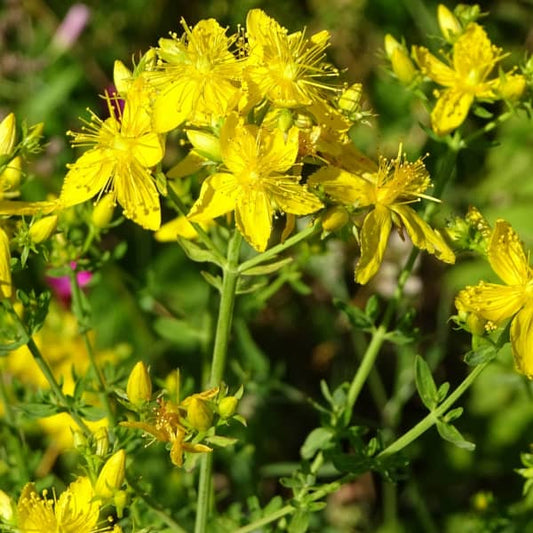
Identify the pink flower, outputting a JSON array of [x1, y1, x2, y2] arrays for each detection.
[[46, 262, 92, 304]]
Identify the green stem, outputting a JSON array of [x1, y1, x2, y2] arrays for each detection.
[[7, 305, 91, 435], [195, 230, 242, 533], [239, 223, 319, 273], [377, 361, 488, 459], [69, 271, 116, 427]]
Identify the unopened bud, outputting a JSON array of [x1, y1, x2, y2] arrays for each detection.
[[95, 449, 126, 499], [92, 194, 115, 228], [0, 155, 22, 191], [0, 113, 16, 155], [186, 130, 222, 162], [466, 313, 487, 337], [437, 4, 462, 41], [497, 75, 526, 100], [187, 397, 213, 431], [72, 429, 88, 450], [126, 361, 152, 405], [24, 122, 44, 152], [338, 83, 363, 116], [384, 35, 416, 84], [94, 427, 109, 457], [218, 396, 238, 418], [321, 206, 349, 233], [29, 215, 58, 244], [277, 109, 294, 133]]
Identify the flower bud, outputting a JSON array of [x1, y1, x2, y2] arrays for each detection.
[[94, 427, 109, 457], [277, 109, 294, 133], [187, 397, 213, 431], [497, 75, 526, 100], [23, 122, 44, 152], [29, 215, 58, 244], [466, 313, 487, 337], [338, 83, 363, 116], [72, 429, 88, 450], [95, 449, 126, 499], [0, 228, 12, 299], [92, 194, 115, 228], [384, 35, 416, 84], [0, 155, 22, 192], [186, 130, 222, 162], [218, 396, 238, 418], [321, 206, 349, 234], [0, 113, 16, 155], [437, 4, 462, 41], [126, 361, 152, 405]]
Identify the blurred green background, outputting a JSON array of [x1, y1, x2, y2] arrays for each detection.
[[2, 0, 533, 531]]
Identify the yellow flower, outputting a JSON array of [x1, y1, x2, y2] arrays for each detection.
[[120, 399, 211, 467], [413, 22, 525, 135], [59, 78, 164, 230], [151, 18, 242, 132], [455, 219, 533, 378], [17, 477, 102, 533], [309, 149, 455, 284], [188, 113, 323, 251], [245, 9, 338, 108]]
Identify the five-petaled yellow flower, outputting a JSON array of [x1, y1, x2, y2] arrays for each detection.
[[152, 18, 242, 132], [413, 22, 525, 136], [456, 219, 533, 378], [17, 477, 103, 533], [245, 9, 338, 108], [59, 78, 164, 230], [188, 113, 323, 251], [309, 149, 455, 284]]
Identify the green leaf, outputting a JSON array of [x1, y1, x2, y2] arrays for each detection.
[[300, 427, 334, 459], [334, 299, 373, 329], [177, 237, 223, 267], [436, 421, 475, 451], [240, 256, 293, 275], [236, 277, 267, 294], [414, 355, 439, 410], [18, 402, 63, 418], [464, 344, 498, 366], [365, 295, 380, 322], [205, 435, 238, 447], [153, 316, 206, 350], [200, 271, 222, 292], [444, 407, 463, 423], [288, 509, 309, 533], [437, 382, 450, 403]]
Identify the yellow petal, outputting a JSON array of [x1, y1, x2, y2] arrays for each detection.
[[0, 227, 12, 299], [431, 88, 474, 136], [167, 151, 206, 180], [392, 204, 455, 264], [130, 133, 164, 168], [0, 199, 58, 215], [220, 114, 256, 175], [355, 205, 392, 285], [60, 149, 114, 207], [455, 282, 525, 324], [511, 305, 533, 379], [412, 46, 456, 87], [188, 173, 238, 221], [235, 188, 273, 252], [267, 179, 323, 215], [55, 477, 99, 529], [155, 216, 204, 242], [114, 160, 161, 230], [153, 79, 196, 133], [453, 23, 496, 80], [0, 113, 16, 154], [488, 219, 530, 286], [260, 127, 299, 174], [308, 166, 373, 206]]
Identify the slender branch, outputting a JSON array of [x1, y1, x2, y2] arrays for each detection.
[[69, 271, 116, 426], [7, 305, 91, 435], [238, 222, 319, 273], [377, 361, 488, 459]]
